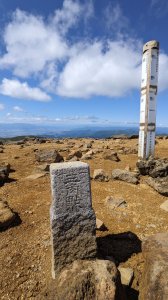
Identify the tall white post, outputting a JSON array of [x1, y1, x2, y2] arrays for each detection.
[[138, 40, 159, 160]]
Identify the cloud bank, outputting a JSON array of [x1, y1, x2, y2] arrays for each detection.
[[0, 0, 167, 101]]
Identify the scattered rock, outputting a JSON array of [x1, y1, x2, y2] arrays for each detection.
[[118, 267, 134, 286], [83, 141, 92, 149], [48, 259, 125, 300], [111, 134, 128, 140], [34, 138, 46, 144], [67, 150, 82, 161], [111, 169, 139, 184], [105, 196, 127, 209], [35, 149, 64, 163], [160, 200, 168, 212], [103, 151, 120, 161], [96, 218, 107, 231], [140, 232, 168, 300], [82, 150, 94, 160], [125, 165, 131, 171], [0, 163, 11, 185], [93, 169, 109, 182], [123, 147, 138, 154], [26, 173, 46, 180], [0, 199, 16, 229], [68, 156, 79, 162], [137, 157, 168, 177], [35, 163, 50, 172], [0, 149, 4, 153], [146, 176, 168, 196]]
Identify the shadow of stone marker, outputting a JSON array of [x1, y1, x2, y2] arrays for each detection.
[[50, 161, 97, 279]]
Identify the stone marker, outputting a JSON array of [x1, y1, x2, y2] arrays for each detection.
[[50, 161, 97, 278]]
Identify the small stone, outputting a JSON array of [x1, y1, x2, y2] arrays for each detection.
[[96, 218, 107, 231], [118, 267, 134, 286], [105, 196, 127, 209], [67, 150, 82, 160], [0, 199, 16, 229], [26, 173, 46, 180], [82, 150, 94, 160], [160, 200, 168, 212], [103, 151, 120, 162], [35, 163, 50, 172], [93, 169, 109, 182]]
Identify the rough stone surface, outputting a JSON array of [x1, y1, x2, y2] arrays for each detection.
[[118, 267, 134, 286], [48, 259, 126, 300], [105, 196, 127, 209], [140, 233, 168, 300], [137, 157, 168, 177], [0, 199, 16, 229], [103, 151, 120, 162], [111, 169, 139, 184], [160, 200, 168, 212], [93, 169, 109, 182], [146, 176, 168, 196], [50, 162, 97, 278], [35, 149, 64, 163]]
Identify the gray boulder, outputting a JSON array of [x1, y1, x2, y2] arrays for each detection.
[[137, 157, 168, 177], [0, 199, 16, 229], [146, 176, 168, 196], [111, 169, 139, 184], [35, 149, 64, 163], [140, 233, 168, 300]]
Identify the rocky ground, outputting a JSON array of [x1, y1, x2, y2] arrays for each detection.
[[0, 136, 167, 299]]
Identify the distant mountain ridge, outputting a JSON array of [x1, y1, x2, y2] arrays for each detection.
[[0, 123, 168, 139]]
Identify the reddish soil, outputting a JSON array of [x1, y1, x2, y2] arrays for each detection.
[[0, 137, 167, 299]]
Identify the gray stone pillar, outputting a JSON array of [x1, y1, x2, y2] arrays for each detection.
[[50, 161, 97, 278]]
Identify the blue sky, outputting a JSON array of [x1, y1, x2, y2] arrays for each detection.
[[0, 0, 168, 127]]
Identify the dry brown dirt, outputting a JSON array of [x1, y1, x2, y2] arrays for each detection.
[[0, 137, 167, 299]]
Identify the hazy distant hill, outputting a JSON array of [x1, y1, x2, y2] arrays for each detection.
[[0, 123, 168, 139]]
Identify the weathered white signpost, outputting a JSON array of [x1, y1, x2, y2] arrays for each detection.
[[138, 40, 159, 160], [50, 161, 97, 278]]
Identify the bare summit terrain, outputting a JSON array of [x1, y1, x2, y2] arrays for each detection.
[[0, 136, 168, 299]]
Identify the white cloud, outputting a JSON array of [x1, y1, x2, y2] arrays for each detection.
[[0, 78, 51, 101], [52, 0, 82, 35], [0, 9, 68, 77], [0, 103, 5, 110], [13, 105, 23, 112], [57, 40, 142, 98], [0, 1, 168, 100], [104, 3, 129, 35]]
